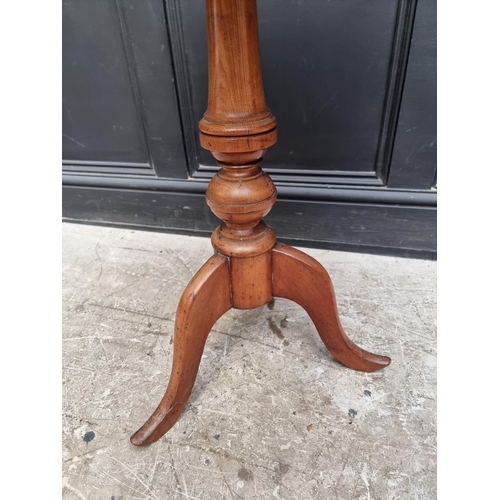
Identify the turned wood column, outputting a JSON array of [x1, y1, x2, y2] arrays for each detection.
[[130, 0, 390, 447], [199, 0, 278, 310]]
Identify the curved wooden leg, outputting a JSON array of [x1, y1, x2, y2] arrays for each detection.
[[272, 243, 391, 372], [131, 254, 232, 446]]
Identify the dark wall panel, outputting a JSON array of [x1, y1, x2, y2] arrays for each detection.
[[62, 0, 149, 164], [179, 0, 400, 174], [62, 0, 187, 177], [62, 0, 437, 258], [63, 185, 436, 259], [388, 0, 437, 189]]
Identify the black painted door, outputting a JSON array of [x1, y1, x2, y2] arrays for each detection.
[[63, 0, 436, 259]]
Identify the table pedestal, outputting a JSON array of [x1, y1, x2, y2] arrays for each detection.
[[131, 0, 390, 446]]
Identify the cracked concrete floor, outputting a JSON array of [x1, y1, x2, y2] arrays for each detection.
[[62, 223, 436, 500]]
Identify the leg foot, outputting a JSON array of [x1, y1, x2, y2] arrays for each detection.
[[272, 243, 391, 372], [131, 254, 232, 446]]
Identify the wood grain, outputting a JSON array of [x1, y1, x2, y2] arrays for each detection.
[[199, 0, 276, 139], [130, 254, 231, 446], [272, 243, 391, 372], [200, 0, 278, 312], [131, 0, 390, 446]]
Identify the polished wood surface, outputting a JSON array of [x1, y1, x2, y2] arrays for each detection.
[[131, 0, 390, 446], [272, 243, 391, 372], [131, 255, 231, 446], [199, 0, 277, 140], [201, 0, 278, 311]]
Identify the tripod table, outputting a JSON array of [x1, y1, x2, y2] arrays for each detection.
[[131, 0, 391, 447]]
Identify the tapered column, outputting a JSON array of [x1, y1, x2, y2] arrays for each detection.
[[199, 0, 278, 310], [199, 0, 277, 142]]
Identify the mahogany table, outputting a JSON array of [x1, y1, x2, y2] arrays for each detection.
[[131, 0, 391, 446]]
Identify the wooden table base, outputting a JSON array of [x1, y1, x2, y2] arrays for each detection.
[[131, 0, 390, 447]]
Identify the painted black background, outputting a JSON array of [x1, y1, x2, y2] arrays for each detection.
[[62, 0, 436, 259]]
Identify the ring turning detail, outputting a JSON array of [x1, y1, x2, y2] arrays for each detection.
[[131, 0, 390, 446]]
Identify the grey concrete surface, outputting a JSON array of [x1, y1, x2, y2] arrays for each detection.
[[62, 223, 436, 500]]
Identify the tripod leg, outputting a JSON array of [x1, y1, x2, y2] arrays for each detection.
[[131, 254, 232, 446], [272, 243, 391, 372]]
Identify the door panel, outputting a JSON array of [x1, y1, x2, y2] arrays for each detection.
[[62, 0, 437, 258], [62, 0, 149, 164], [177, 0, 412, 184], [388, 0, 437, 189], [62, 0, 187, 177]]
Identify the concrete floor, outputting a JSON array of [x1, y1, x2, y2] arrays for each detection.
[[62, 223, 436, 500]]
